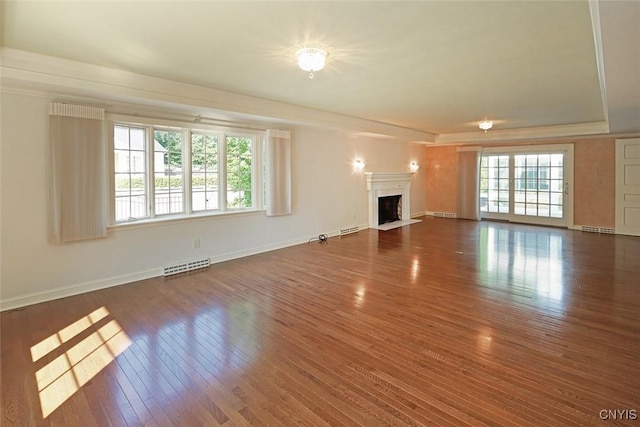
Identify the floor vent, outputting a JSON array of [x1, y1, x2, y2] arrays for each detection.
[[339, 226, 359, 236], [164, 258, 210, 276], [581, 226, 615, 235], [433, 212, 457, 219]]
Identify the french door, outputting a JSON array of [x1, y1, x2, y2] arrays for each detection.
[[480, 144, 574, 227]]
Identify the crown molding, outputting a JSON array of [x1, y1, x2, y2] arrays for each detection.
[[434, 121, 610, 145], [0, 48, 435, 143], [589, 0, 610, 126], [3, 47, 617, 145]]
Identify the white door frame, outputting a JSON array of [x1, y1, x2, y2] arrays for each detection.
[[481, 144, 574, 228], [615, 138, 640, 236]]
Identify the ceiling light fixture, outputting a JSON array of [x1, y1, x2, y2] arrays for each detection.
[[478, 120, 493, 132], [296, 47, 327, 79]]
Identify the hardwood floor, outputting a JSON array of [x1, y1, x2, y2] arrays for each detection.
[[2, 217, 640, 426]]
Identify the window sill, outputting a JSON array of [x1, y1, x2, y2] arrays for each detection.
[[108, 209, 266, 232]]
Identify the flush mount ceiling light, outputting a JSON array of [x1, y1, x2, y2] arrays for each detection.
[[296, 47, 328, 79], [478, 120, 493, 132]]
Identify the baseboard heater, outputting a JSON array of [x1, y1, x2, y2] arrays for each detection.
[[433, 212, 457, 219], [163, 258, 211, 276], [580, 226, 615, 234], [339, 226, 359, 236]]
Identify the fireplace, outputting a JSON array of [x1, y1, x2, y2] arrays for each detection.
[[365, 172, 417, 229], [378, 195, 402, 224]]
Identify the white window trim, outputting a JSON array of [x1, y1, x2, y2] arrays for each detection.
[[107, 114, 265, 227]]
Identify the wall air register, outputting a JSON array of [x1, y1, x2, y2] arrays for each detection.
[[581, 226, 615, 234], [163, 258, 211, 276], [339, 226, 359, 236]]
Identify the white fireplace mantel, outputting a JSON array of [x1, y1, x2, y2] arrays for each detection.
[[365, 172, 414, 228], [365, 172, 415, 190]]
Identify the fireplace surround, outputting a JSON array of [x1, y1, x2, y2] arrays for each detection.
[[365, 172, 416, 229]]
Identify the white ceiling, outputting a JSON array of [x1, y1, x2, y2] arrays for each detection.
[[1, 1, 639, 139]]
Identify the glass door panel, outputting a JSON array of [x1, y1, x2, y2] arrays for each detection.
[[480, 148, 571, 227], [513, 153, 564, 219], [480, 155, 510, 215]]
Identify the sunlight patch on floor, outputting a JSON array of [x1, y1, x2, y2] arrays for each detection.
[[30, 307, 131, 418], [30, 306, 109, 362]]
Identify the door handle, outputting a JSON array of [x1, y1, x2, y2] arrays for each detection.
[[564, 181, 569, 195]]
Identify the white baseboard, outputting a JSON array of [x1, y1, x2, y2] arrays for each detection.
[[210, 235, 321, 264], [0, 268, 161, 312], [1, 223, 372, 312]]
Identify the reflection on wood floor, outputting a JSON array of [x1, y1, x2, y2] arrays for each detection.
[[3, 217, 640, 426]]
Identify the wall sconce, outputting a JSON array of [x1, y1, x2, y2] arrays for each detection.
[[353, 159, 365, 171], [409, 162, 419, 172]]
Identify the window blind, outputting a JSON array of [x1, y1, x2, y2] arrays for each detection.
[[457, 148, 481, 221], [265, 129, 291, 216], [49, 103, 107, 242]]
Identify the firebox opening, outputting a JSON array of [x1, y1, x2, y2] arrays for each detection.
[[378, 195, 402, 225]]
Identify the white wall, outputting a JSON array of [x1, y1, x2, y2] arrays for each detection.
[[0, 90, 426, 310]]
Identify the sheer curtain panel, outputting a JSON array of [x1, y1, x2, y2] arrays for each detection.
[[265, 129, 291, 216], [457, 147, 481, 221], [49, 103, 107, 243]]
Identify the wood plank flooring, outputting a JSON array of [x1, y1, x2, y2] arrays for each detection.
[[2, 217, 640, 426]]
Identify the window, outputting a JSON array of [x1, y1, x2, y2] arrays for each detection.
[[111, 119, 262, 224], [191, 133, 218, 212], [154, 129, 184, 215], [114, 125, 148, 221], [226, 136, 252, 209]]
